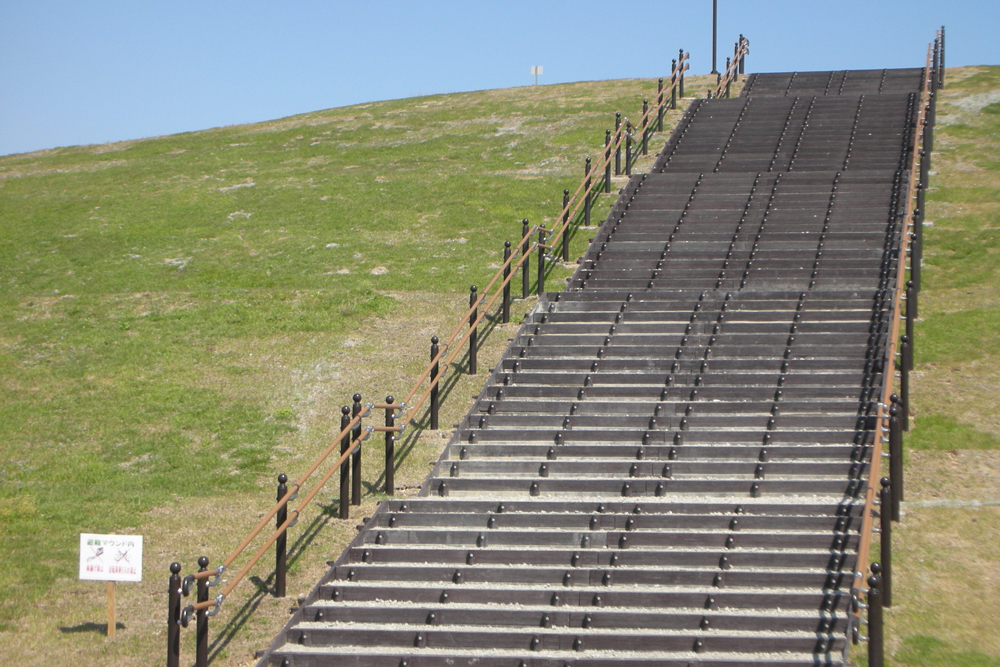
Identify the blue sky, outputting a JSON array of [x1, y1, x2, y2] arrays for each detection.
[[1, 1, 997, 156]]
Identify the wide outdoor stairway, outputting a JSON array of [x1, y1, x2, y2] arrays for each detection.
[[258, 69, 921, 666]]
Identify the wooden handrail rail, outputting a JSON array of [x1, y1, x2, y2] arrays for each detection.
[[173, 48, 697, 637], [712, 36, 750, 98], [851, 43, 933, 609], [394, 56, 690, 428], [185, 428, 369, 613]]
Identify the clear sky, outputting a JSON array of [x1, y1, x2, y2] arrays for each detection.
[[1, 0, 997, 156]]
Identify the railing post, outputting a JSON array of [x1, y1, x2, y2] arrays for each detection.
[[351, 393, 363, 505], [913, 184, 924, 291], [900, 336, 911, 432], [738, 35, 745, 74], [275, 474, 288, 597], [167, 563, 181, 667], [537, 227, 547, 295], [468, 286, 478, 375], [879, 477, 893, 608], [430, 337, 440, 430], [196, 556, 209, 667], [562, 188, 571, 262], [725, 58, 732, 97], [625, 127, 632, 176], [384, 396, 395, 495], [584, 158, 592, 227], [641, 100, 649, 155], [657, 79, 664, 131], [905, 280, 916, 344], [867, 565, 884, 667], [940, 26, 946, 87], [888, 400, 902, 521], [923, 103, 933, 162], [932, 37, 940, 92], [614, 112, 622, 175], [604, 130, 612, 193], [671, 60, 678, 110], [521, 219, 530, 299], [339, 405, 351, 519], [502, 242, 511, 324], [679, 50, 685, 98]]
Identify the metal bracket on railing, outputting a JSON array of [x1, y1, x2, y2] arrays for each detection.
[[207, 564, 226, 588], [205, 594, 225, 618], [287, 508, 300, 529], [363, 425, 375, 440], [181, 574, 196, 597], [179, 604, 194, 627]]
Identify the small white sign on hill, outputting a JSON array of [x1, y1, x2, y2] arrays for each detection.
[[79, 533, 143, 582]]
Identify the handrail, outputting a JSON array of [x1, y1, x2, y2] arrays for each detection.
[[713, 36, 750, 98], [183, 427, 371, 618], [395, 52, 690, 430], [851, 43, 933, 610], [168, 48, 698, 662]]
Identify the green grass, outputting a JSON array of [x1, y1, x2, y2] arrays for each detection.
[[908, 414, 1000, 450], [0, 76, 691, 637], [877, 65, 1000, 666], [896, 636, 1000, 667], [908, 66, 1000, 455]]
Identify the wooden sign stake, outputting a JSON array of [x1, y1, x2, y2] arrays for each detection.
[[107, 581, 116, 638]]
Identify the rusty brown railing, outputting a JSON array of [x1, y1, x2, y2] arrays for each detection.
[[166, 49, 696, 667], [850, 36, 938, 665], [712, 35, 750, 98]]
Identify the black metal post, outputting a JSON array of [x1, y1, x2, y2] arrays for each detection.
[[711, 0, 718, 74], [196, 556, 209, 667], [888, 401, 902, 521], [879, 477, 893, 607], [468, 286, 478, 375], [725, 58, 732, 97], [625, 129, 632, 176], [868, 566, 884, 667], [351, 393, 362, 505], [905, 285, 916, 355], [604, 130, 612, 193], [614, 113, 622, 175], [671, 60, 678, 109], [924, 103, 934, 161], [167, 563, 181, 667], [537, 227, 547, 295], [339, 405, 351, 519], [384, 395, 395, 495], [502, 241, 511, 324], [657, 79, 664, 131], [641, 100, 649, 155], [275, 473, 288, 597], [430, 337, 440, 430], [561, 188, 570, 263], [940, 26, 946, 87], [521, 219, 530, 299], [679, 50, 685, 98], [585, 159, 592, 227], [912, 211, 923, 294], [900, 336, 911, 431], [738, 35, 745, 74], [931, 37, 941, 90]]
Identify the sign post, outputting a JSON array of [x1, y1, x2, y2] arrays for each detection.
[[79, 533, 143, 638], [531, 65, 543, 86]]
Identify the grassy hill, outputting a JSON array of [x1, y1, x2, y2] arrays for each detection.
[[0, 74, 711, 665], [1, 66, 998, 666]]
